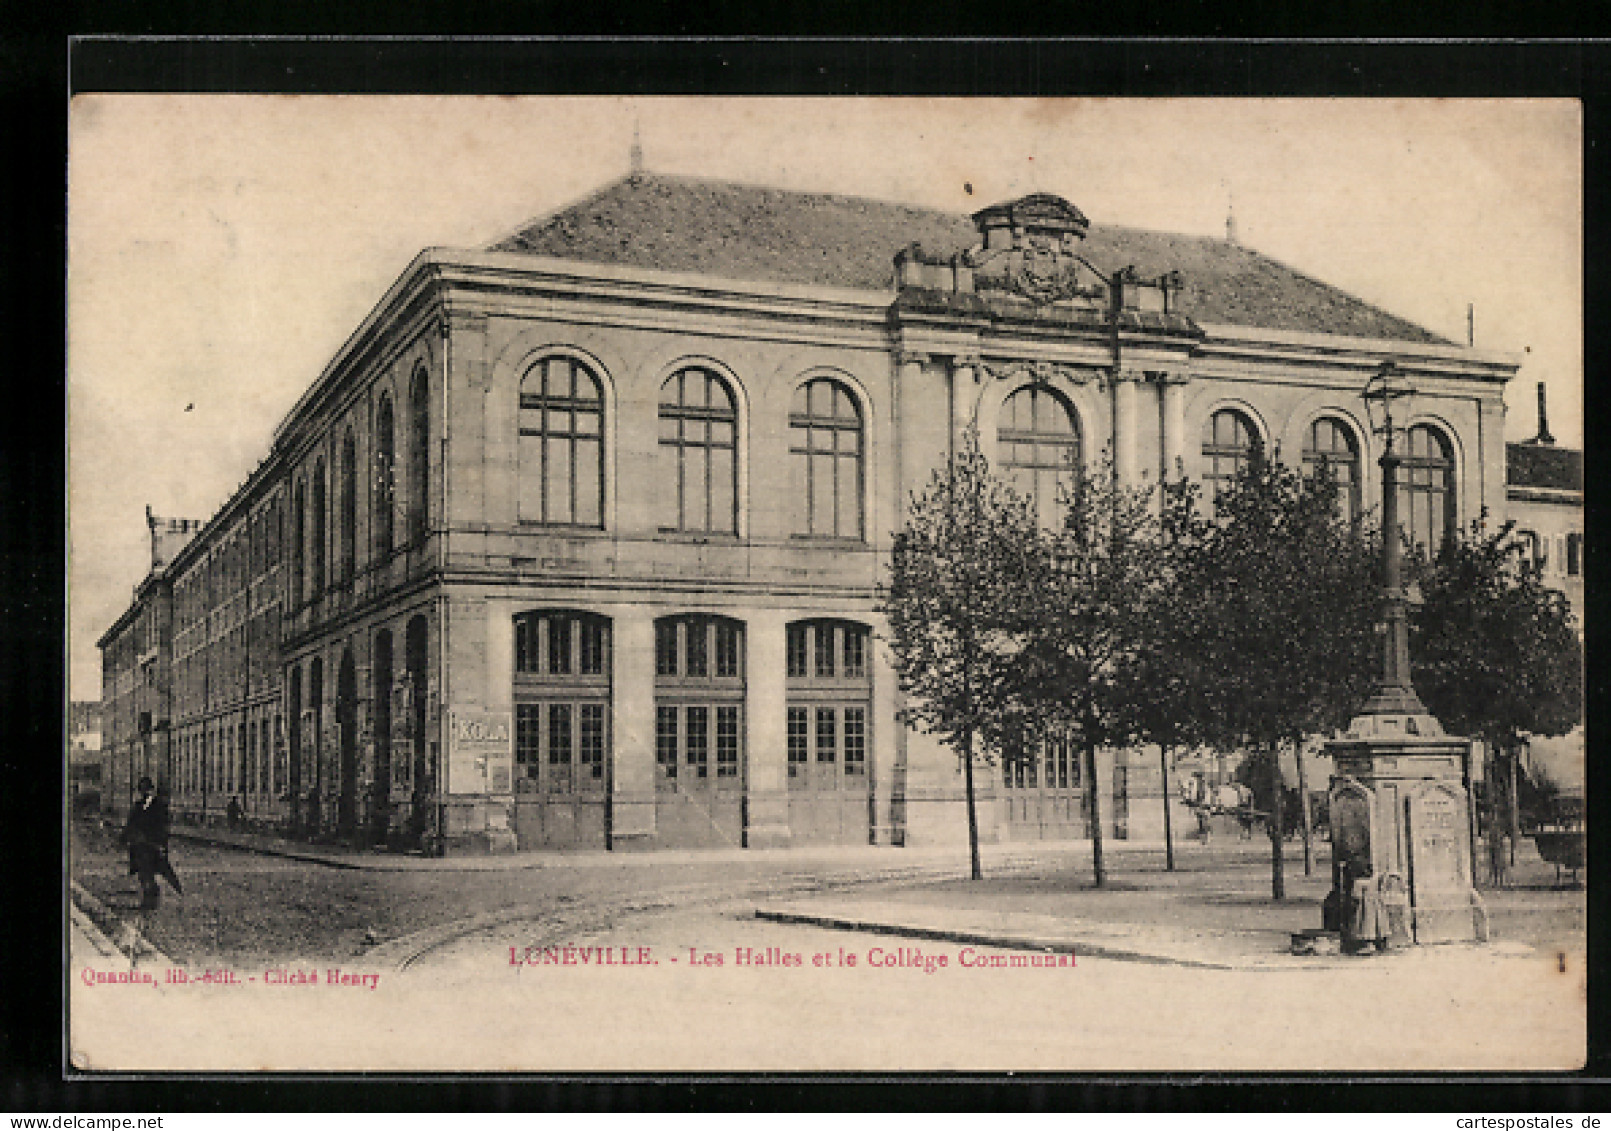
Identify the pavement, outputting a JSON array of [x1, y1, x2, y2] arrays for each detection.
[[75, 821, 1578, 974], [163, 821, 1167, 873]]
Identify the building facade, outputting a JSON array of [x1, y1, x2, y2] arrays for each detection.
[[99, 174, 1520, 852], [1506, 384, 1584, 628]]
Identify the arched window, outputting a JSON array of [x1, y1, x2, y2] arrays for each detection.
[[1302, 416, 1362, 521], [1202, 408, 1258, 501], [310, 459, 327, 594], [658, 367, 737, 534], [519, 356, 604, 527], [292, 479, 306, 605], [999, 384, 1081, 528], [408, 367, 430, 545], [373, 394, 395, 558], [339, 429, 356, 585], [790, 379, 863, 539], [1400, 424, 1455, 554]]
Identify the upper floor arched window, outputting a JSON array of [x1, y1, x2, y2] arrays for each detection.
[[292, 479, 306, 605], [790, 378, 864, 540], [310, 458, 327, 594], [999, 383, 1080, 528], [373, 394, 395, 558], [1302, 416, 1362, 521], [338, 429, 357, 585], [1400, 423, 1456, 554], [1202, 408, 1259, 502], [659, 367, 737, 535], [519, 356, 604, 528], [408, 367, 430, 545]]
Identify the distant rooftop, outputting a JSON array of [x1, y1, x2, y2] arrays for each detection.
[[1507, 442, 1583, 494], [492, 173, 1450, 346]]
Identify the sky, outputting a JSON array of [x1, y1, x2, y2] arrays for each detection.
[[67, 96, 1582, 701]]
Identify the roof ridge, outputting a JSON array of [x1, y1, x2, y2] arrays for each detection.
[[487, 171, 644, 250]]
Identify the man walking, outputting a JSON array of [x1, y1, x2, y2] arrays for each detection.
[[121, 776, 172, 910]]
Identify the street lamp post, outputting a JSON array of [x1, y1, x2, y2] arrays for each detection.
[[1320, 361, 1488, 950]]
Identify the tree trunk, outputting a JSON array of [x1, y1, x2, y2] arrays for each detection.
[[1086, 738, 1106, 888], [961, 725, 982, 881], [1267, 747, 1286, 901], [1294, 740, 1315, 877], [1160, 745, 1176, 872], [1507, 745, 1521, 868]]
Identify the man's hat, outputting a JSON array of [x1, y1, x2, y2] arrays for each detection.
[[137, 776, 154, 791]]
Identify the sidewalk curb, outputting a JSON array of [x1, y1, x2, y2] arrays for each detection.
[[754, 907, 1244, 971], [70, 880, 173, 967]]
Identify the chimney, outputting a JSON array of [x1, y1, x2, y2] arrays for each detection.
[[1535, 382, 1555, 445], [629, 120, 644, 175], [1225, 199, 1238, 245]]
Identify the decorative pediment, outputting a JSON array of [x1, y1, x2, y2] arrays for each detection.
[[971, 193, 1091, 241], [965, 193, 1107, 306]]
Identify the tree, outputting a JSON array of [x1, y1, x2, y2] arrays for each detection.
[[1408, 518, 1584, 879], [1007, 461, 1167, 888], [1164, 444, 1379, 899], [879, 430, 1043, 880], [1132, 476, 1215, 871]]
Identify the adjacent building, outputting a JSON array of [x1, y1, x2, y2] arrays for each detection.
[[98, 172, 1521, 852]]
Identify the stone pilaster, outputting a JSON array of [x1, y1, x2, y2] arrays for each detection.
[[608, 607, 657, 845], [1157, 370, 1190, 483], [950, 353, 981, 459], [745, 609, 791, 848], [1111, 367, 1143, 488], [870, 623, 905, 845]]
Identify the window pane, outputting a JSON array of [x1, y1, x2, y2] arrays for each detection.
[[519, 431, 543, 522], [711, 448, 734, 534], [580, 619, 605, 676], [547, 436, 573, 524], [787, 625, 808, 679], [837, 453, 860, 538], [715, 622, 739, 678], [659, 442, 682, 530], [815, 625, 835, 678], [655, 621, 678, 677], [686, 707, 708, 778], [656, 706, 678, 777], [844, 707, 866, 775], [686, 446, 707, 530], [811, 452, 835, 534], [816, 708, 836, 763], [716, 706, 739, 778], [787, 708, 808, 777], [516, 705, 541, 778], [580, 704, 604, 779], [548, 617, 572, 676], [575, 438, 601, 526], [843, 627, 866, 678], [685, 621, 708, 677], [548, 704, 572, 765]]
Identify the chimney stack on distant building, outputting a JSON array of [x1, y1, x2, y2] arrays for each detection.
[[147, 505, 203, 572], [1534, 381, 1555, 446], [1225, 196, 1239, 245], [629, 120, 644, 175]]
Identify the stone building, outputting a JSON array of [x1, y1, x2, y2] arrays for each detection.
[[1506, 384, 1584, 628], [98, 173, 1520, 851]]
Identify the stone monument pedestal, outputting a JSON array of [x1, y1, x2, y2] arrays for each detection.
[[1325, 693, 1488, 947]]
